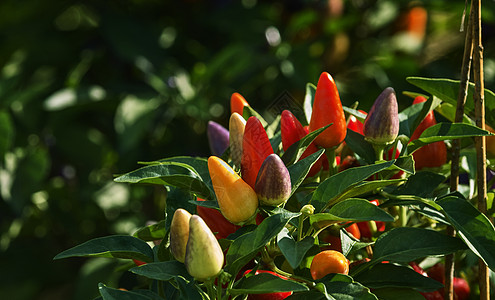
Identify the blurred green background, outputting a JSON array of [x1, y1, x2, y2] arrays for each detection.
[[1, 0, 495, 299]]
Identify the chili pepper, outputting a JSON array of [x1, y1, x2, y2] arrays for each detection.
[[310, 250, 349, 280], [196, 198, 241, 239], [208, 156, 258, 225], [169, 208, 192, 263], [207, 121, 229, 156], [409, 96, 447, 170], [241, 116, 274, 188], [453, 277, 470, 300], [255, 154, 291, 206], [242, 269, 293, 299], [347, 110, 366, 135], [184, 215, 224, 281], [231, 92, 250, 115], [308, 72, 347, 149], [229, 112, 246, 168], [426, 262, 444, 283], [281, 110, 322, 177], [363, 87, 399, 145]]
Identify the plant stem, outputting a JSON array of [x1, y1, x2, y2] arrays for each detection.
[[268, 262, 316, 287], [298, 216, 305, 242], [372, 143, 385, 162], [205, 279, 215, 300], [325, 147, 338, 176]]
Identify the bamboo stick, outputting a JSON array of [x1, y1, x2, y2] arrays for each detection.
[[472, 0, 490, 298], [447, 3, 475, 298]]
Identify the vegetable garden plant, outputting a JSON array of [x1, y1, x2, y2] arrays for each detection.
[[54, 71, 495, 299]]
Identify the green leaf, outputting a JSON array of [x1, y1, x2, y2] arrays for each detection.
[[310, 198, 394, 226], [398, 96, 442, 137], [372, 227, 467, 263], [282, 124, 330, 166], [340, 229, 372, 257], [130, 261, 191, 281], [225, 211, 300, 275], [243, 105, 268, 128], [437, 196, 495, 271], [304, 83, 317, 124], [53, 235, 154, 263], [434, 102, 475, 125], [176, 276, 204, 300], [165, 186, 197, 232], [407, 122, 493, 153], [288, 149, 325, 197], [98, 283, 159, 300], [342, 107, 367, 122], [229, 272, 309, 295], [133, 220, 167, 242], [266, 114, 281, 139], [329, 179, 406, 207], [329, 198, 395, 221], [354, 263, 444, 292], [391, 171, 446, 198], [311, 161, 395, 212], [114, 161, 214, 200], [406, 77, 495, 127], [370, 288, 425, 300], [344, 129, 376, 164], [317, 274, 377, 300], [270, 131, 282, 153], [159, 156, 212, 186], [277, 228, 316, 269]]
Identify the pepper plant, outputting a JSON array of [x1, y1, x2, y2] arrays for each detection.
[[54, 73, 495, 300]]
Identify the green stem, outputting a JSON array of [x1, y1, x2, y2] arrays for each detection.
[[298, 216, 305, 241], [399, 206, 408, 227], [325, 147, 338, 177], [268, 262, 315, 287], [216, 274, 223, 300], [372, 143, 385, 162], [205, 279, 215, 300]]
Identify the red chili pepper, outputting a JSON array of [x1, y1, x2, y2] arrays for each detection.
[[453, 277, 470, 300], [281, 110, 322, 177], [347, 110, 366, 135], [410, 96, 447, 170], [241, 116, 274, 188], [196, 198, 241, 240], [231, 92, 250, 115], [308, 72, 347, 149], [242, 269, 293, 299]]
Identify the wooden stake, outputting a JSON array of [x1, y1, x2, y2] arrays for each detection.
[[447, 3, 475, 298], [472, 0, 490, 298]]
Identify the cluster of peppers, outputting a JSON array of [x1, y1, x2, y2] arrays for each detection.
[[180, 71, 454, 298]]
